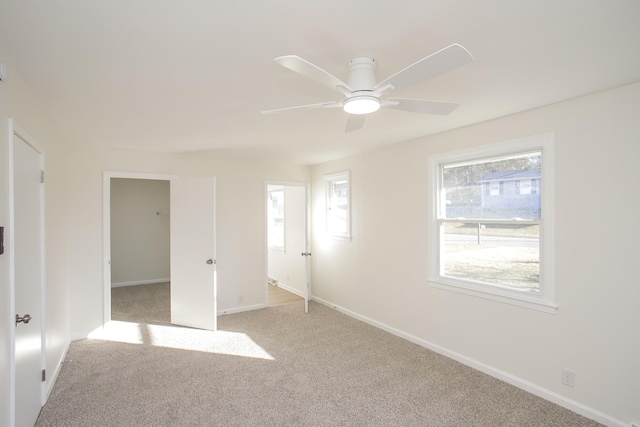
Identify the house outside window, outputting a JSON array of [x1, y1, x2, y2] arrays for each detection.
[[479, 169, 541, 214], [325, 171, 350, 240], [428, 133, 555, 312]]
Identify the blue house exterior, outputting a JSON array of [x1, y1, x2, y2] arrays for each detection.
[[478, 169, 541, 218]]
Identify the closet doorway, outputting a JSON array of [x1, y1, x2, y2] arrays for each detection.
[[109, 177, 171, 325], [103, 172, 218, 331]]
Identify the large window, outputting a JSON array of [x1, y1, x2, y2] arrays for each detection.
[[325, 171, 350, 240], [428, 133, 555, 312]]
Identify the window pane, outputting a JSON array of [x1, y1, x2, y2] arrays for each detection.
[[327, 178, 349, 236], [442, 221, 540, 292], [268, 187, 284, 249], [443, 152, 542, 220]]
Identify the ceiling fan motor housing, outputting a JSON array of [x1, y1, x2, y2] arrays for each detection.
[[346, 57, 377, 92]]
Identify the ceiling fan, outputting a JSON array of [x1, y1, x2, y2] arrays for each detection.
[[261, 43, 473, 132]]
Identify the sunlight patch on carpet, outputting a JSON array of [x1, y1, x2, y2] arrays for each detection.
[[88, 321, 275, 360]]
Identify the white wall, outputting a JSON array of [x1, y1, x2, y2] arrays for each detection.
[[268, 185, 306, 296], [0, 48, 70, 425], [67, 147, 310, 337], [310, 82, 640, 426], [110, 178, 170, 286], [67, 147, 175, 337]]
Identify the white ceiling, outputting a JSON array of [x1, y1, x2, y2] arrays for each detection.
[[1, 0, 639, 165]]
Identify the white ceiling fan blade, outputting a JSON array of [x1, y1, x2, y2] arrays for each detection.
[[345, 114, 366, 133], [275, 55, 352, 94], [261, 101, 342, 115], [376, 44, 473, 92], [384, 98, 459, 115]]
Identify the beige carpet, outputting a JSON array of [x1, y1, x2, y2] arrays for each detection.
[[112, 282, 303, 324], [37, 301, 600, 426], [111, 282, 171, 325]]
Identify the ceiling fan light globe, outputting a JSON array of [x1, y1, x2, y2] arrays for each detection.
[[343, 96, 380, 115]]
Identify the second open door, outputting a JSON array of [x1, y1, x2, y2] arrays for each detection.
[[170, 177, 217, 330], [266, 182, 311, 313]]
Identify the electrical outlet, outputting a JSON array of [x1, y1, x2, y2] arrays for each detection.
[[237, 295, 243, 304], [561, 368, 575, 388]]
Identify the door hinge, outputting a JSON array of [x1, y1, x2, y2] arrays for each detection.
[[39, 170, 45, 184], [42, 369, 46, 382]]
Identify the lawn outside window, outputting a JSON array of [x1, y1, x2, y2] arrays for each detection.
[[428, 133, 556, 313]]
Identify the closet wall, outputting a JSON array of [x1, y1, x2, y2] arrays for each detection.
[[110, 178, 170, 287]]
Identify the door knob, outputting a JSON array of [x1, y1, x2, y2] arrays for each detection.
[[206, 259, 214, 265], [15, 314, 32, 326]]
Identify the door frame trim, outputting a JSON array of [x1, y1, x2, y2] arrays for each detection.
[[102, 172, 176, 327], [264, 180, 311, 312], [8, 119, 46, 426]]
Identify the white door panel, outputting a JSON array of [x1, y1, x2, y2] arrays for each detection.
[[304, 183, 311, 313], [170, 177, 217, 331], [13, 131, 44, 427]]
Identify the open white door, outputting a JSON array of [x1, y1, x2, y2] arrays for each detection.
[[11, 125, 45, 427], [266, 182, 310, 313], [303, 183, 311, 313], [170, 177, 217, 331]]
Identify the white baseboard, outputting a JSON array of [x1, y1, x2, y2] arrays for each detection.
[[111, 278, 170, 288], [71, 330, 93, 341], [310, 295, 625, 427], [218, 303, 266, 316], [274, 282, 304, 298], [45, 338, 71, 402]]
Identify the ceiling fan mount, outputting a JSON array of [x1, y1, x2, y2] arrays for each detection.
[[341, 57, 382, 115], [345, 57, 377, 91], [262, 44, 473, 132]]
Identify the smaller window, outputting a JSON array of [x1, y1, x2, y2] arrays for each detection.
[[489, 181, 502, 196], [531, 179, 539, 195], [325, 171, 350, 240], [267, 185, 285, 251], [517, 179, 532, 195]]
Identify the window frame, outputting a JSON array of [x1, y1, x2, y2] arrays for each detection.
[[324, 171, 351, 241], [427, 133, 556, 313]]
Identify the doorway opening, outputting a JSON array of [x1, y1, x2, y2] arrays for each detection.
[[102, 172, 174, 327], [265, 182, 310, 310], [109, 178, 171, 325]]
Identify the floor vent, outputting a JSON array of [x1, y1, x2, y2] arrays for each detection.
[[267, 278, 278, 286]]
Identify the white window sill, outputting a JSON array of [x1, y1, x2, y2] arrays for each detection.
[[429, 278, 557, 314]]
